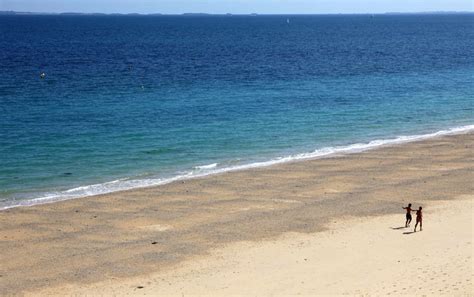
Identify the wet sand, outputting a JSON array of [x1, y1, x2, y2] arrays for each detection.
[[0, 132, 473, 295]]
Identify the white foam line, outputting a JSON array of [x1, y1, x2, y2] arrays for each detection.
[[194, 163, 219, 170], [2, 124, 473, 210]]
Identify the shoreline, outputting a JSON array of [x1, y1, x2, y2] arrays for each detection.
[[2, 124, 473, 210], [1, 132, 473, 295]]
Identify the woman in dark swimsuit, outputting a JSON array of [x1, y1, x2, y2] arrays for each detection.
[[414, 207, 423, 232]]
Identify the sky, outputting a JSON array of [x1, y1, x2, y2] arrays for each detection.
[[1, 0, 472, 14]]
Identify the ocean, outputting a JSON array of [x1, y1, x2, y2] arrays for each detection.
[[0, 14, 473, 209]]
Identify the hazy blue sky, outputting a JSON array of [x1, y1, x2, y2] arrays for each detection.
[[1, 0, 472, 14]]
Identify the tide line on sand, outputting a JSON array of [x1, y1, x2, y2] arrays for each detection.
[[2, 124, 473, 210]]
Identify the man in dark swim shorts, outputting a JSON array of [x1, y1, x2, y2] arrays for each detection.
[[402, 203, 413, 227]]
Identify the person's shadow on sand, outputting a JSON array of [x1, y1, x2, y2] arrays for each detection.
[[390, 226, 416, 234]]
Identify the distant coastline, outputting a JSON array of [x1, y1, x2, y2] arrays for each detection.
[[0, 10, 472, 16]]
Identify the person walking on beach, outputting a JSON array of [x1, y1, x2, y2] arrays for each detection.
[[402, 203, 413, 227], [414, 207, 423, 232]]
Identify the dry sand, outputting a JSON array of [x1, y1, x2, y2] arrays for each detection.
[[38, 196, 473, 296], [0, 133, 473, 296]]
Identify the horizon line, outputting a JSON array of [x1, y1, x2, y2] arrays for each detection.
[[1, 10, 473, 16]]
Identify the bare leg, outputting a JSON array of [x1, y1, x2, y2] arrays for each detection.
[[408, 218, 411, 227], [420, 221, 422, 231], [414, 222, 418, 232], [405, 219, 408, 227]]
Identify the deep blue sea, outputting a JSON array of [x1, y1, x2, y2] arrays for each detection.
[[0, 14, 473, 208]]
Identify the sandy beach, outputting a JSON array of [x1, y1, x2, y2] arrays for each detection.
[[1, 132, 473, 296]]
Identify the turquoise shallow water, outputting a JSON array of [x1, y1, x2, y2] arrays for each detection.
[[0, 14, 473, 208]]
